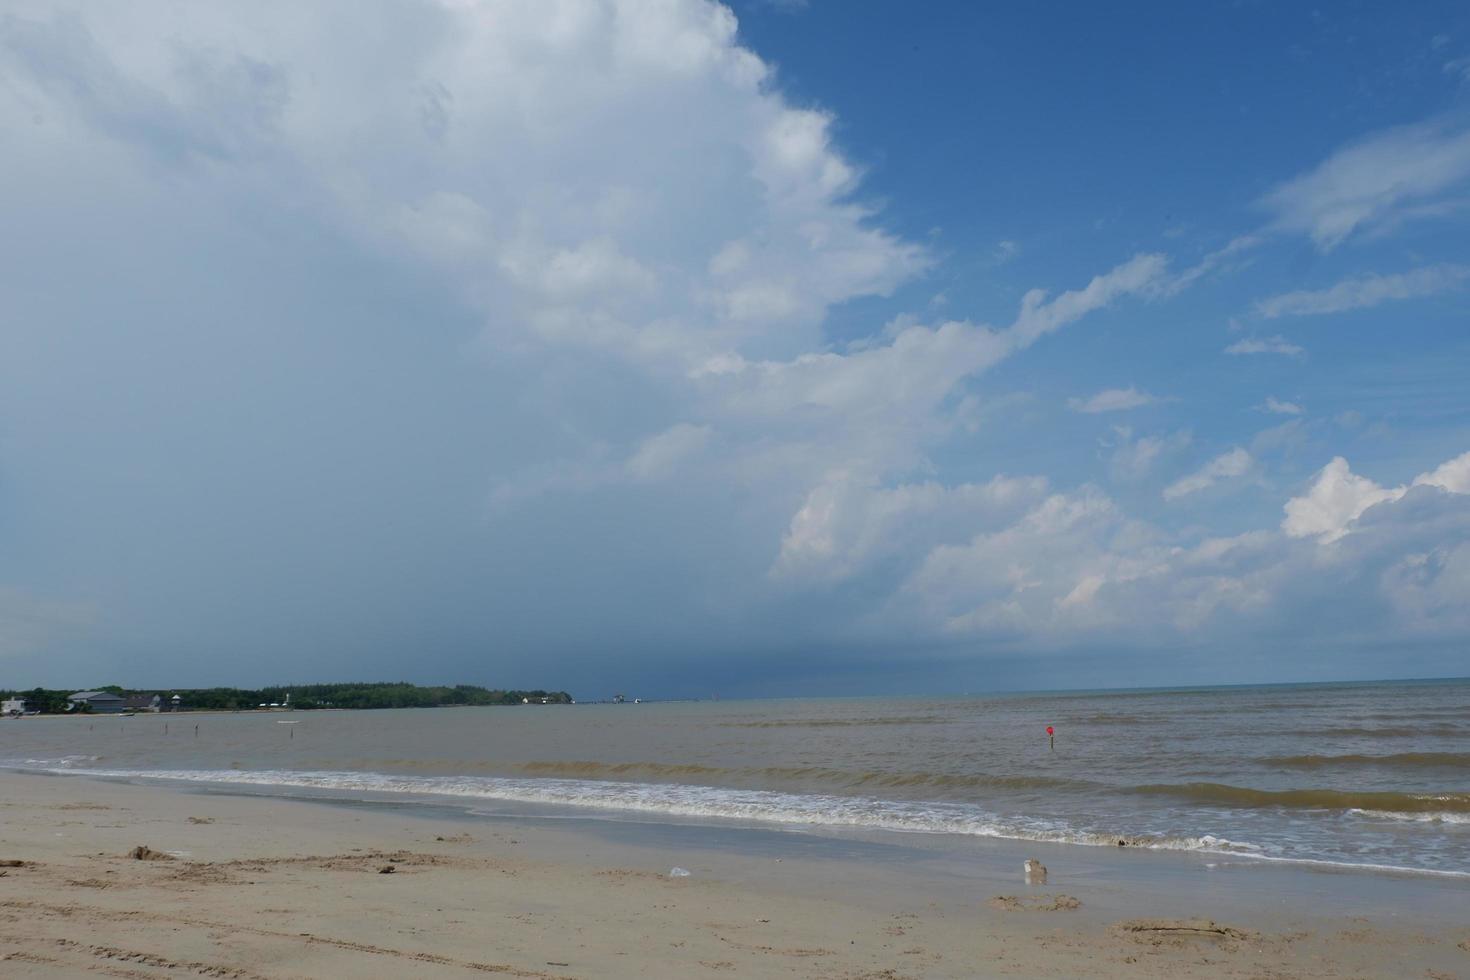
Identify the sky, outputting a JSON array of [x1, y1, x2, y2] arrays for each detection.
[[1, 0, 1469, 698]]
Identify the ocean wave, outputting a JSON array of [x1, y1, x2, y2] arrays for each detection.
[[10, 760, 1469, 878], [1261, 752, 1470, 770], [511, 760, 1082, 792], [1131, 782, 1470, 814], [23, 762, 1250, 854], [1303, 725, 1466, 738], [1348, 808, 1470, 825], [12, 755, 101, 768]]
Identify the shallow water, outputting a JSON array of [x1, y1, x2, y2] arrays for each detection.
[[4, 678, 1467, 876]]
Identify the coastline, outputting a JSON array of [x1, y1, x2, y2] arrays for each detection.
[[1, 770, 1465, 978]]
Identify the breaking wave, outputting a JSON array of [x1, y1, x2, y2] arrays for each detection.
[[21, 762, 1253, 854], [511, 760, 1082, 792], [7, 758, 1468, 878]]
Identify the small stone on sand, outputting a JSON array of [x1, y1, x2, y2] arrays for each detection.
[[127, 846, 174, 861]]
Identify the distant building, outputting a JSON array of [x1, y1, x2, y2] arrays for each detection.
[[2, 697, 27, 717], [124, 694, 163, 713], [68, 691, 126, 714], [168, 694, 185, 712]]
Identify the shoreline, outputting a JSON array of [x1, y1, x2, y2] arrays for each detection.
[[18, 758, 1468, 884], [1, 770, 1465, 978]]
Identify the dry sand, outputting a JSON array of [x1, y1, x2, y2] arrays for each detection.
[[0, 771, 1465, 978]]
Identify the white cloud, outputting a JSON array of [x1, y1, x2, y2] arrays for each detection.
[[1108, 429, 1191, 482], [1225, 335, 1304, 356], [1413, 451, 1470, 494], [1, 0, 929, 374], [1281, 457, 1402, 542], [1263, 397, 1303, 415], [1165, 234, 1261, 294], [686, 252, 1168, 491], [881, 449, 1470, 647], [1261, 118, 1470, 249], [1282, 450, 1470, 542], [1163, 448, 1253, 501], [772, 473, 1048, 585], [1256, 263, 1470, 318], [1068, 386, 1158, 414], [6, 0, 1465, 681]]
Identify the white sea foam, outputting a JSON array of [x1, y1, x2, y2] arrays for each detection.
[[10, 761, 1260, 854], [1349, 808, 1470, 825], [9, 760, 1468, 878]]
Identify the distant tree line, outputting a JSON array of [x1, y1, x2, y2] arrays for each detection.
[[0, 683, 573, 713]]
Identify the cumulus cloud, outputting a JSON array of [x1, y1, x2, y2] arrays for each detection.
[[1068, 386, 1158, 414], [1281, 457, 1404, 542], [1282, 450, 1470, 542], [879, 450, 1470, 649], [1225, 336, 1304, 356], [1412, 452, 1470, 494], [1256, 264, 1470, 318], [1261, 118, 1470, 249], [1, 0, 1464, 687], [1163, 448, 1253, 501], [1, 0, 931, 373], [0, 0, 1189, 686]]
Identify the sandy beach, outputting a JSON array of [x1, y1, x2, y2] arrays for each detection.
[[0, 771, 1464, 978]]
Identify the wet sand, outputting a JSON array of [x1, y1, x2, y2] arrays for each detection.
[[0, 771, 1465, 978]]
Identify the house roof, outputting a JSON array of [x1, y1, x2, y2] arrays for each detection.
[[68, 691, 125, 701]]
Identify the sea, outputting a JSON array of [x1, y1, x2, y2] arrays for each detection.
[[3, 678, 1467, 879]]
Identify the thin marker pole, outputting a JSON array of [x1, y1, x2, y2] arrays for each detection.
[[1047, 725, 1055, 752]]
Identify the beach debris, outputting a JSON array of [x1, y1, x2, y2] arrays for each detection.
[[0, 859, 29, 868], [669, 867, 692, 877], [989, 894, 1081, 912], [378, 864, 397, 874], [187, 816, 214, 825], [1023, 858, 1047, 883], [127, 846, 174, 861]]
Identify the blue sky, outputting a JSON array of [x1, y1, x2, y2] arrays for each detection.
[[1, 1, 1468, 696]]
